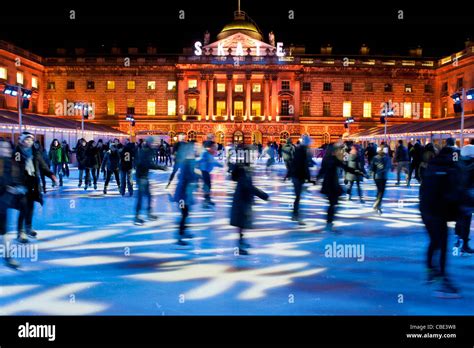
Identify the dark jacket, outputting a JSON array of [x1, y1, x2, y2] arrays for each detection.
[[282, 142, 295, 162], [395, 144, 409, 162], [371, 153, 391, 180], [345, 153, 366, 182], [61, 144, 71, 163], [317, 155, 358, 199], [173, 158, 198, 206], [101, 148, 120, 171], [75, 144, 87, 170], [135, 145, 166, 178], [230, 165, 269, 229], [85, 142, 100, 169], [290, 145, 311, 180], [119, 142, 136, 171], [13, 145, 54, 205], [409, 143, 424, 164]]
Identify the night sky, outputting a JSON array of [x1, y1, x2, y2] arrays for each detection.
[[0, 1, 473, 58]]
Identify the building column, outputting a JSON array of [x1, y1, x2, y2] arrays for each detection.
[[271, 74, 278, 119], [227, 73, 233, 119], [208, 75, 214, 118], [245, 72, 251, 120], [293, 75, 301, 122], [177, 72, 185, 118], [200, 73, 207, 119], [264, 74, 270, 119]]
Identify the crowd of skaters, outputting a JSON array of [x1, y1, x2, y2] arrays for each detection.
[[0, 131, 473, 299]]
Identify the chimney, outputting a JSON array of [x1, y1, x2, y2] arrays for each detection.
[[409, 46, 423, 57], [74, 48, 85, 55], [321, 44, 332, 55], [146, 45, 157, 55], [360, 44, 370, 55]]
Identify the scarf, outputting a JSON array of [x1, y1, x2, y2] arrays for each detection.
[[20, 146, 35, 176]]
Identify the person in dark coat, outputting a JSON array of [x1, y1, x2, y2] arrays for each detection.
[[316, 143, 362, 232], [34, 141, 51, 194], [84, 140, 100, 190], [282, 138, 295, 181], [119, 139, 135, 196], [345, 145, 366, 203], [394, 140, 410, 186], [0, 138, 22, 268], [61, 140, 71, 178], [101, 143, 121, 194], [370, 145, 391, 214], [408, 141, 424, 186], [75, 138, 87, 187], [13, 132, 57, 243], [418, 143, 437, 183], [96, 139, 105, 180], [230, 148, 269, 255], [134, 136, 167, 225], [166, 135, 186, 188], [419, 140, 463, 298], [49, 139, 64, 187], [289, 135, 311, 225], [173, 142, 198, 246]]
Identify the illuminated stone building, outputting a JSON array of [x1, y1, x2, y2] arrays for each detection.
[[0, 8, 473, 146]]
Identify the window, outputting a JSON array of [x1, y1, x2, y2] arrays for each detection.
[[424, 84, 433, 93], [343, 101, 351, 117], [147, 99, 156, 116], [280, 100, 290, 115], [364, 83, 373, 92], [302, 101, 310, 116], [423, 102, 431, 119], [86, 80, 95, 90], [16, 72, 24, 85], [281, 81, 290, 90], [107, 81, 115, 90], [234, 101, 244, 117], [363, 102, 372, 118], [127, 81, 135, 90], [188, 79, 197, 89], [252, 83, 261, 92], [107, 99, 115, 115], [404, 84, 413, 93], [323, 82, 332, 91], [403, 102, 412, 118], [31, 76, 38, 89], [187, 98, 197, 114], [344, 83, 352, 92], [47, 81, 55, 90], [168, 99, 176, 116], [216, 101, 226, 116], [302, 82, 311, 91], [384, 83, 393, 92], [235, 84, 244, 92], [441, 82, 449, 96], [442, 102, 448, 117], [456, 77, 464, 90], [217, 83, 226, 92], [147, 81, 156, 90], [0, 67, 6, 80], [126, 99, 135, 115], [48, 100, 55, 114], [66, 80, 75, 90], [167, 81, 176, 91], [251, 101, 261, 116], [323, 102, 331, 116]]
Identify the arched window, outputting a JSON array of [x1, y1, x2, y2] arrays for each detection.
[[233, 131, 244, 145], [187, 130, 197, 142]]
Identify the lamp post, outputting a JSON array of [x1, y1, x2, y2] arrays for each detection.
[[344, 116, 354, 136], [381, 101, 394, 141], [17, 84, 23, 133], [460, 87, 466, 147], [452, 88, 473, 148], [126, 114, 135, 139]]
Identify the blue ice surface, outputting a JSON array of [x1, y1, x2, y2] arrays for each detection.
[[0, 159, 472, 315]]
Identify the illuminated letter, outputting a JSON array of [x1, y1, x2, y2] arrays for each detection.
[[276, 42, 284, 57], [217, 42, 225, 56], [236, 42, 244, 56], [194, 41, 202, 56], [255, 42, 261, 56]]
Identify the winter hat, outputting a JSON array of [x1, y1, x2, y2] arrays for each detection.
[[461, 144, 474, 158], [19, 132, 34, 143]]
